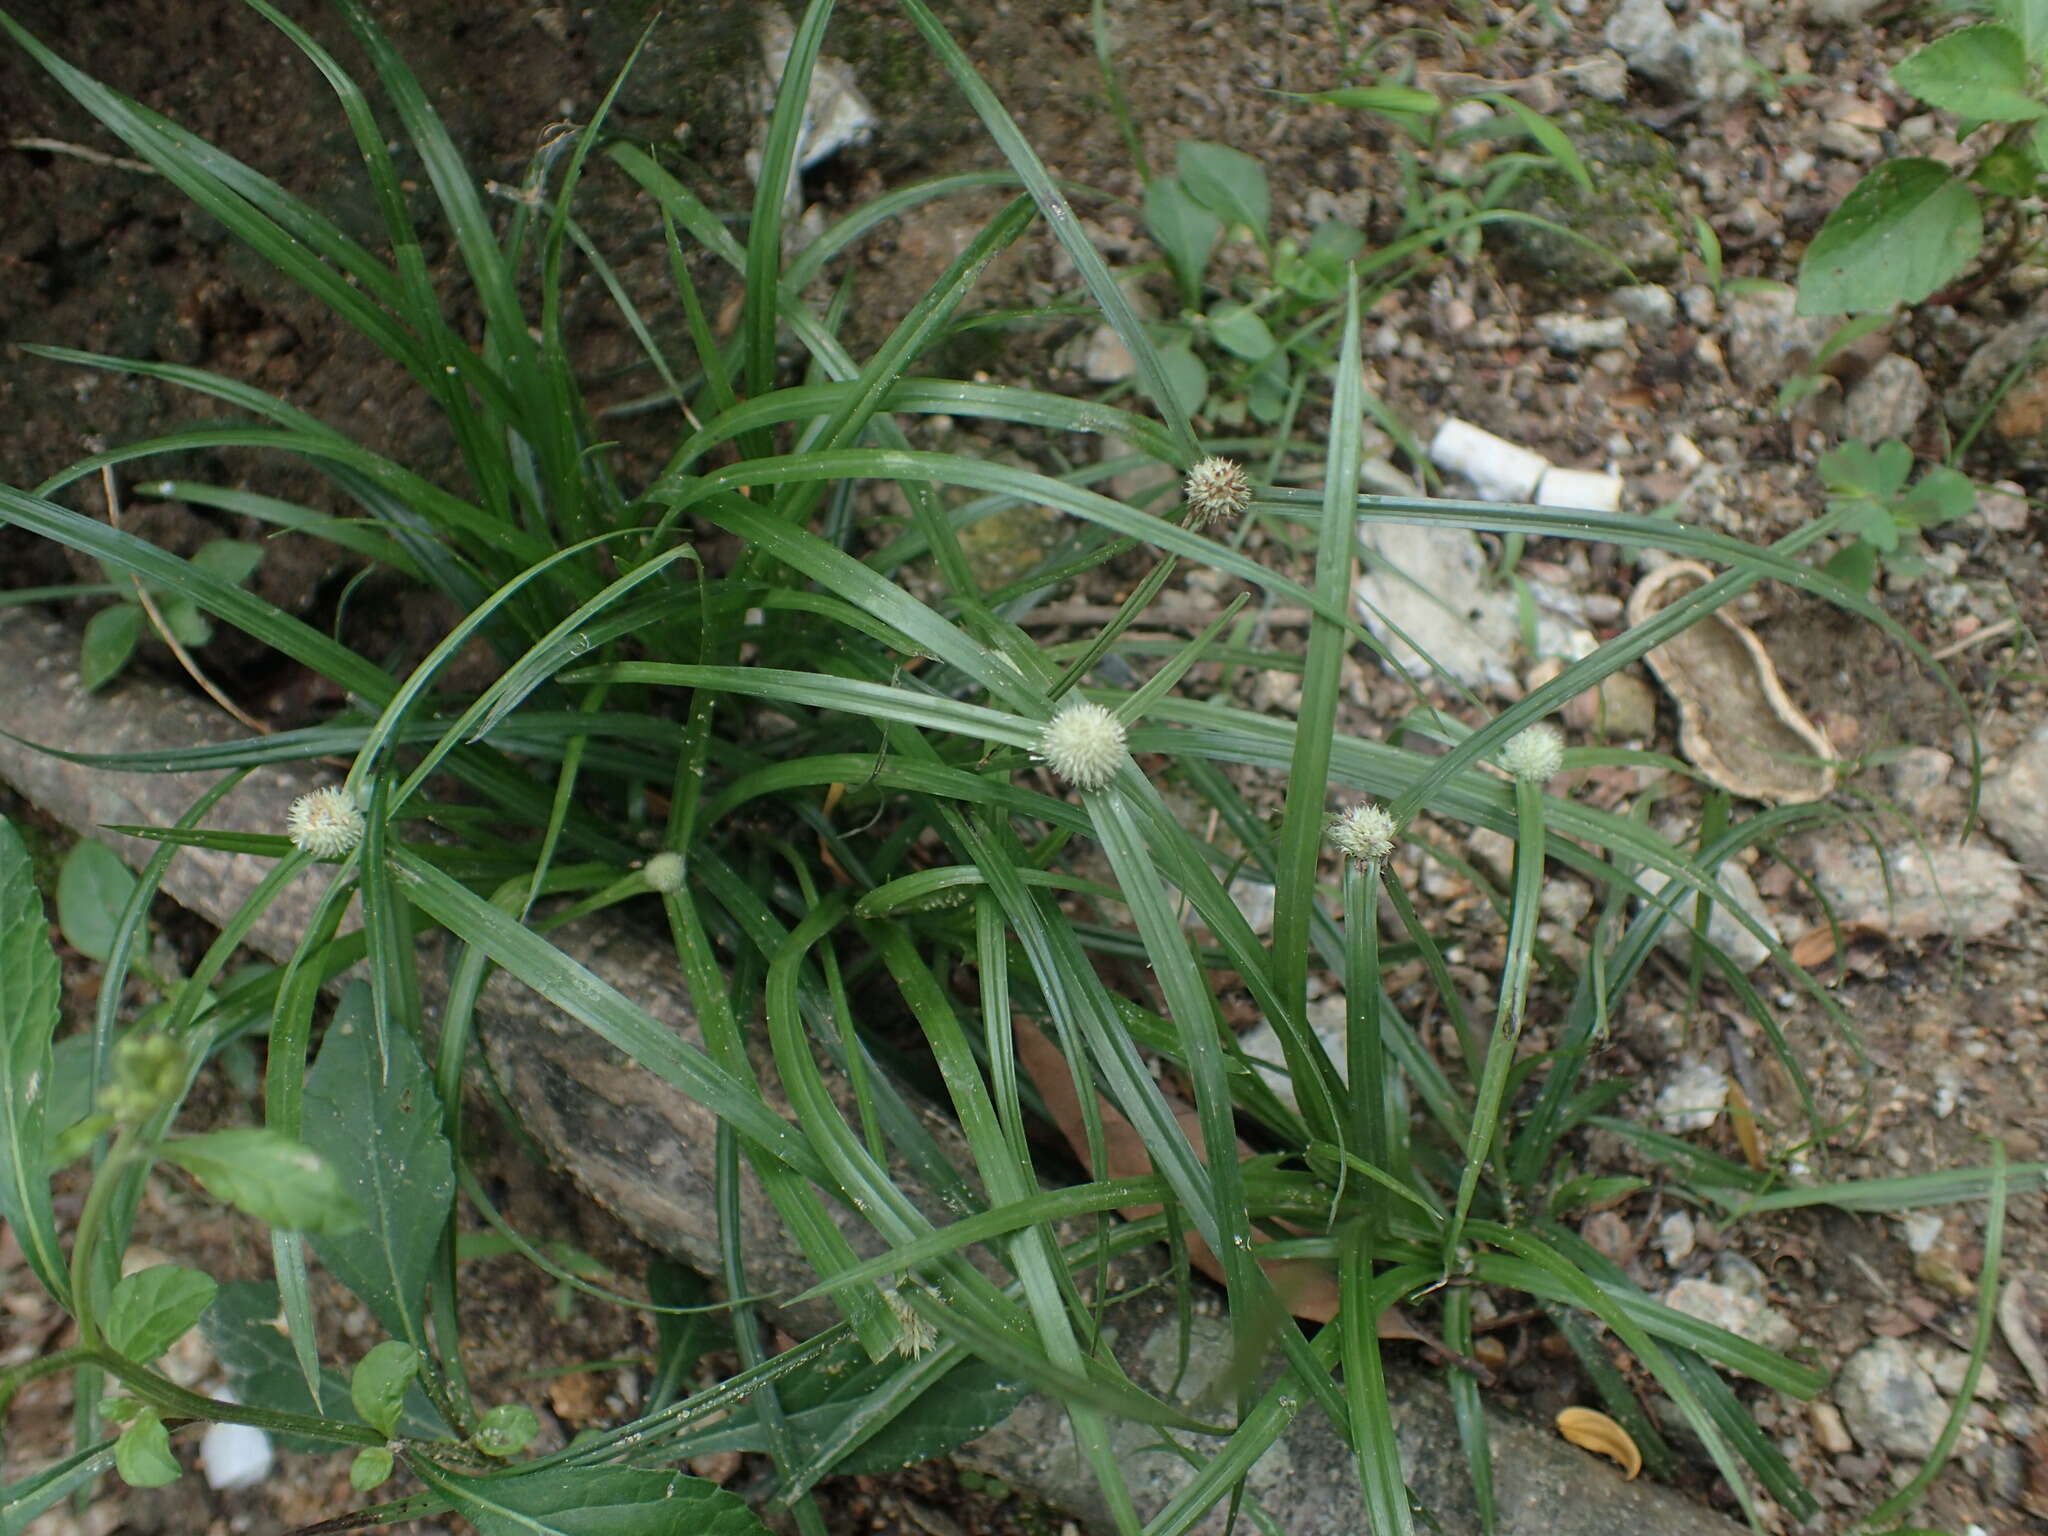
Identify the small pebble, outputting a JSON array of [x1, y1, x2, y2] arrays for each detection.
[[1656, 1059, 1730, 1134], [201, 1421, 275, 1491], [1810, 1401, 1855, 1455], [1536, 312, 1630, 356], [1658, 1210, 1697, 1267]]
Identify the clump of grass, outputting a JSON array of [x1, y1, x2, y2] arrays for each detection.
[[0, 4, 2036, 1535]]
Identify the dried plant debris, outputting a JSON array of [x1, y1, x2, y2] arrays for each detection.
[[1627, 561, 1836, 803]]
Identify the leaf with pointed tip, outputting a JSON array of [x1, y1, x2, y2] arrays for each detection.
[[0, 818, 66, 1303], [302, 982, 453, 1346]]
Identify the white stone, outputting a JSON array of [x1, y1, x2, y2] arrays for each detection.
[[1637, 863, 1780, 973], [1901, 1211, 1944, 1255], [1663, 1278, 1798, 1350], [201, 1420, 275, 1491], [1675, 13, 1750, 103], [1079, 325, 1136, 384], [1658, 1210, 1697, 1266], [1841, 354, 1932, 444], [1354, 521, 1522, 692], [1564, 52, 1630, 102], [1229, 877, 1277, 937], [1536, 312, 1631, 355], [1837, 1339, 1947, 1457], [1238, 993, 1349, 1113], [1428, 417, 1550, 502], [1537, 467, 1626, 513], [1606, 0, 1682, 82], [1609, 284, 1678, 333], [1656, 1058, 1730, 1135]]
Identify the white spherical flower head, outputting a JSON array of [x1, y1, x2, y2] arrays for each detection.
[[1329, 803, 1399, 866], [1183, 456, 1251, 527], [1500, 723, 1565, 784], [1036, 699, 1127, 792], [643, 851, 686, 894], [286, 786, 365, 859]]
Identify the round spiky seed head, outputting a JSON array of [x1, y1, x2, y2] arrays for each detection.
[[1036, 699, 1127, 792], [1500, 723, 1565, 784], [643, 851, 686, 894], [1329, 803, 1399, 867], [286, 786, 365, 859], [1184, 456, 1251, 527]]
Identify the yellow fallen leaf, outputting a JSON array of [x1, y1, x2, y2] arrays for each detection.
[[1555, 1406, 1642, 1480]]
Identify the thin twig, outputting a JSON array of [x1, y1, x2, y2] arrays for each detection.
[[1929, 616, 2018, 660], [100, 468, 270, 735], [9, 136, 156, 174]]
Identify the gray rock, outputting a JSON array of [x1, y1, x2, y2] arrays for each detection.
[[1655, 1058, 1730, 1135], [1800, 834, 2026, 942], [1978, 480, 2031, 532], [1835, 1339, 1948, 1458], [1609, 283, 1678, 333], [1723, 287, 1835, 390], [1663, 1278, 1798, 1351], [1354, 522, 1521, 692], [1710, 1250, 1769, 1299], [1808, 0, 1890, 22], [1605, 0, 1682, 84], [1637, 863, 1779, 973], [1819, 120, 1882, 162], [1537, 311, 1631, 355], [1488, 113, 1683, 291], [1079, 324, 1136, 384], [1658, 1210, 1696, 1266], [1983, 723, 2048, 869], [1674, 13, 1750, 103], [1945, 307, 2048, 462], [1883, 746, 1958, 822], [1607, 0, 1748, 102], [1563, 51, 1631, 103], [1841, 354, 1931, 445]]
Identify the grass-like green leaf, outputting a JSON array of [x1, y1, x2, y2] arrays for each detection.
[[417, 1463, 770, 1536]]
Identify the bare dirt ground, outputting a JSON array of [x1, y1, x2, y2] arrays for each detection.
[[3, 1, 2047, 1532]]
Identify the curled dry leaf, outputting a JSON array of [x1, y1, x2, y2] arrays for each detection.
[[1626, 561, 1835, 804], [1555, 1406, 1643, 1480], [1787, 920, 1889, 968], [1998, 1269, 2048, 1402]]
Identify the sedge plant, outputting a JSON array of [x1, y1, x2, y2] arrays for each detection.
[[0, 4, 2037, 1535]]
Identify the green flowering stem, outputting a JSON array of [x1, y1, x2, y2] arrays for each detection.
[[1444, 776, 1548, 1262], [1340, 856, 1391, 1232], [65, 1123, 149, 1354], [83, 1345, 385, 1447], [1049, 551, 1177, 705]]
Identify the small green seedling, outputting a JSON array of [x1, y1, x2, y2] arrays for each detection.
[[1137, 88, 1585, 429], [1816, 439, 1977, 590], [81, 538, 263, 691], [1798, 0, 2048, 314]]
